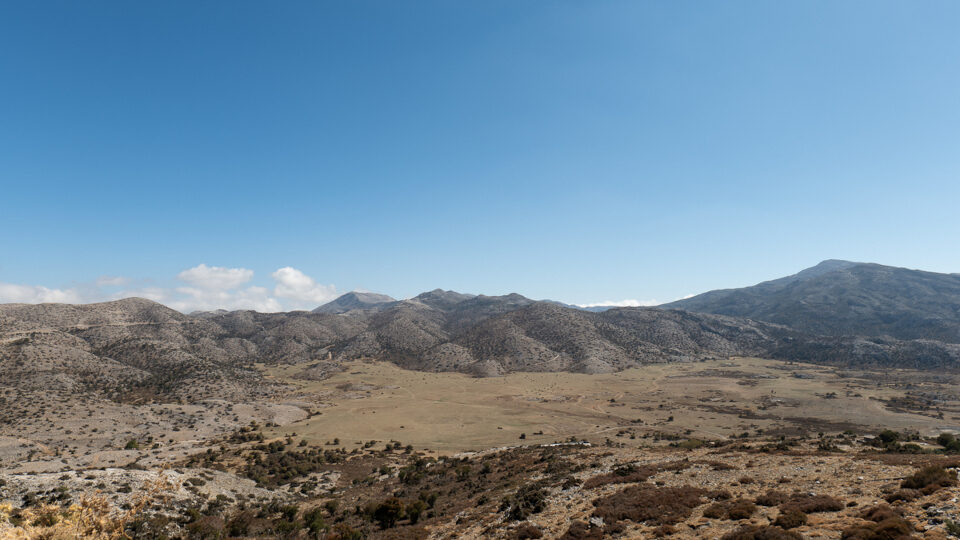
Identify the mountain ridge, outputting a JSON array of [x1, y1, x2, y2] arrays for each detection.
[[312, 291, 397, 314], [4, 261, 960, 405], [666, 260, 960, 342]]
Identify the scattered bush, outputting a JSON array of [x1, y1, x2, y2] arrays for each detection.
[[583, 461, 689, 489], [513, 522, 544, 539], [703, 502, 727, 519], [839, 503, 916, 539], [878, 430, 900, 445], [858, 504, 901, 523], [728, 499, 758, 520], [186, 515, 226, 539], [703, 499, 756, 520], [721, 525, 803, 540], [592, 485, 712, 525], [504, 483, 548, 520], [779, 494, 844, 514], [937, 433, 960, 452], [755, 491, 789, 507], [884, 489, 922, 503], [841, 515, 914, 539], [652, 524, 676, 537], [900, 465, 957, 492], [773, 509, 807, 530], [406, 500, 427, 525], [558, 521, 603, 540]]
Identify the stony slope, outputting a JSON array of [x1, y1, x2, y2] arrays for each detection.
[[0, 298, 277, 401], [325, 298, 960, 376], [666, 260, 960, 342]]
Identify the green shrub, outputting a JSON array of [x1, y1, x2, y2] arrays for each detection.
[[406, 500, 427, 524], [373, 497, 404, 529]]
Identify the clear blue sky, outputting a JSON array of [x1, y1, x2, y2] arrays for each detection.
[[2, 1, 959, 311]]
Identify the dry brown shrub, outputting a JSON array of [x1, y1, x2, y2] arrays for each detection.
[[720, 525, 803, 540], [703, 499, 756, 520], [900, 466, 957, 492], [773, 509, 807, 529], [592, 485, 710, 525], [652, 524, 676, 537], [779, 494, 844, 514], [512, 523, 543, 539], [841, 503, 918, 539], [558, 521, 603, 540], [0, 473, 177, 540], [858, 504, 901, 523], [703, 502, 727, 519], [727, 499, 757, 520], [755, 490, 790, 507], [582, 461, 690, 490], [884, 489, 922, 503], [709, 489, 733, 500]]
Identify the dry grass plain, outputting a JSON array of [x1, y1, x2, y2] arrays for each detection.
[[263, 357, 960, 454]]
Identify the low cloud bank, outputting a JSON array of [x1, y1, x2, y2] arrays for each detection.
[[0, 264, 339, 313], [577, 299, 662, 308]]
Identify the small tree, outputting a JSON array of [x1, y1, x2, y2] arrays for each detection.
[[304, 507, 326, 535], [373, 497, 404, 529], [407, 500, 427, 524], [878, 430, 900, 446]]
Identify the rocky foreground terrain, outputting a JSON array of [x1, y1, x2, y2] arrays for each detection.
[[2, 427, 959, 539]]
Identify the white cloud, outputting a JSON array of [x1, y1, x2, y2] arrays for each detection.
[[0, 264, 340, 313], [0, 283, 84, 304], [177, 264, 253, 290], [170, 285, 283, 313], [271, 267, 338, 308], [578, 299, 662, 308], [577, 293, 698, 309]]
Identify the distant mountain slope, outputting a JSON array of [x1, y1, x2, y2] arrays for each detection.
[[5, 275, 960, 405], [330, 298, 960, 375], [328, 292, 537, 365], [0, 298, 281, 401], [312, 291, 396, 314], [665, 260, 960, 343], [409, 289, 476, 310]]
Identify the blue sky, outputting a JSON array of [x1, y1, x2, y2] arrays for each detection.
[[1, 1, 959, 311]]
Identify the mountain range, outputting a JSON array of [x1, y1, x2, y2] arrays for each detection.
[[2, 260, 960, 402], [666, 259, 960, 343]]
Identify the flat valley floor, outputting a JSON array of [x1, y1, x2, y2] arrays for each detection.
[[264, 357, 958, 455]]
